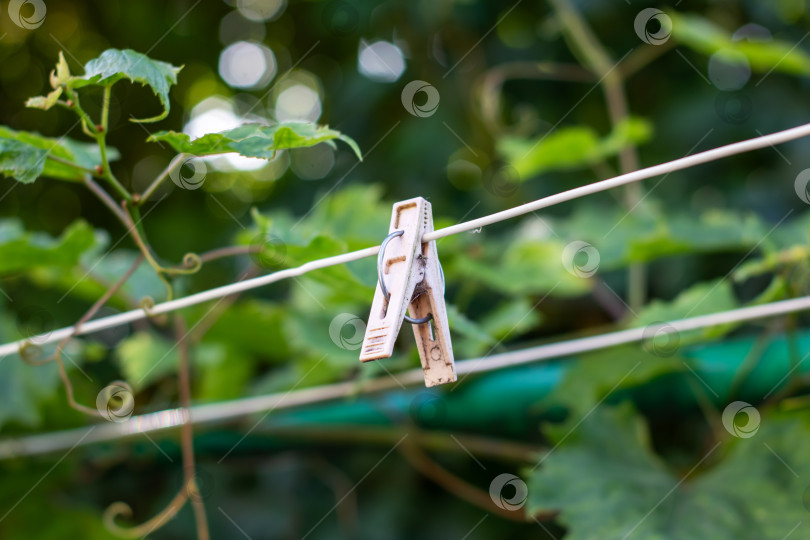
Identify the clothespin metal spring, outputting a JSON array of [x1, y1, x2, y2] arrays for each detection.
[[377, 229, 433, 325]]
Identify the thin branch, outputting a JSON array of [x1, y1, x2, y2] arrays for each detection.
[[139, 153, 187, 204], [176, 315, 210, 540], [257, 425, 543, 463], [83, 175, 130, 226], [399, 437, 556, 522], [620, 41, 676, 78], [21, 255, 144, 418]]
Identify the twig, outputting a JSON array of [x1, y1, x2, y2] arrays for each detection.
[[176, 315, 210, 540], [83, 175, 130, 226], [139, 153, 187, 204], [399, 437, 556, 522], [21, 255, 144, 418]]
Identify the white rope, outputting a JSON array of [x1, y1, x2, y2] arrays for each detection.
[[422, 121, 810, 241], [3, 293, 810, 458], [2, 121, 810, 357]]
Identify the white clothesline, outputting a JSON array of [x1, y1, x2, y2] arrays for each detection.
[[2, 121, 809, 358], [2, 293, 809, 459]]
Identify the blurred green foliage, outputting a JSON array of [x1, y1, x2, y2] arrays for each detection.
[[1, 0, 810, 538]]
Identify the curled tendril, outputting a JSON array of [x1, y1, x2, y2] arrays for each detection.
[[18, 341, 46, 365], [98, 379, 135, 413], [140, 296, 169, 325], [182, 252, 202, 271], [139, 296, 156, 313], [161, 252, 202, 277], [103, 481, 193, 538]]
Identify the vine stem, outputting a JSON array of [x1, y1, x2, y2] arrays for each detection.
[[95, 85, 131, 201], [21, 255, 143, 418], [83, 175, 130, 226], [548, 0, 647, 311], [176, 315, 210, 540], [139, 153, 187, 204]]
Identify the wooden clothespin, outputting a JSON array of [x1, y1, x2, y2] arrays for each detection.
[[360, 197, 456, 387]]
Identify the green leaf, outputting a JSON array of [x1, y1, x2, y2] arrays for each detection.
[[453, 229, 591, 297], [71, 48, 183, 123], [545, 346, 684, 421], [528, 404, 810, 538], [0, 308, 64, 428], [497, 117, 652, 180], [635, 278, 737, 325], [0, 139, 47, 184], [0, 220, 99, 275], [148, 122, 362, 161], [116, 332, 178, 390], [25, 87, 63, 111], [195, 341, 253, 402], [190, 299, 289, 361], [0, 126, 118, 183], [672, 12, 810, 75], [557, 203, 768, 270]]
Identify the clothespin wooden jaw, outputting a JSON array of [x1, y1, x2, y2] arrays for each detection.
[[360, 197, 456, 387]]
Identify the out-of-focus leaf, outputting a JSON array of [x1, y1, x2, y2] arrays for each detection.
[[70, 48, 183, 123], [557, 204, 768, 270], [191, 299, 289, 360], [528, 404, 810, 538], [447, 304, 497, 357], [148, 122, 362, 161], [195, 341, 253, 402], [0, 126, 117, 182], [283, 236, 375, 302], [634, 278, 737, 326], [0, 310, 63, 429], [633, 279, 738, 344], [0, 495, 120, 539], [454, 225, 591, 297], [545, 346, 684, 420], [0, 138, 47, 184], [672, 12, 810, 75], [0, 220, 98, 274], [116, 331, 178, 390], [28, 249, 167, 309], [479, 298, 543, 341], [498, 117, 652, 179]]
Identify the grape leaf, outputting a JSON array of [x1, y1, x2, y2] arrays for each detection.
[[556, 203, 768, 270], [0, 220, 99, 274], [0, 309, 63, 429], [0, 139, 47, 184], [70, 48, 183, 123], [498, 117, 652, 180], [116, 331, 178, 390], [544, 346, 684, 421], [672, 12, 810, 75], [528, 404, 810, 539], [0, 126, 118, 183], [148, 122, 362, 161], [25, 87, 63, 111]]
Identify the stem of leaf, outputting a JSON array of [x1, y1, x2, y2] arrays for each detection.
[[65, 87, 98, 138], [46, 155, 99, 178], [95, 86, 131, 201]]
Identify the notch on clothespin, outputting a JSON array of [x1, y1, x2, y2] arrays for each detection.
[[359, 197, 456, 387]]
